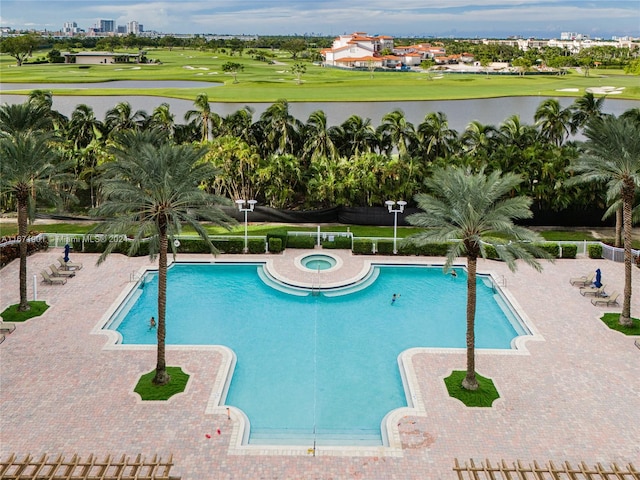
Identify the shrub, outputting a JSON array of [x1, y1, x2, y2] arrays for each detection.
[[268, 237, 283, 253], [352, 239, 374, 255], [483, 244, 499, 259], [266, 230, 288, 249], [560, 243, 578, 259], [417, 242, 450, 256], [248, 238, 266, 254], [322, 235, 352, 249], [177, 239, 211, 253], [213, 238, 244, 254], [376, 240, 394, 255], [537, 242, 560, 258], [286, 235, 316, 249], [588, 243, 603, 259]]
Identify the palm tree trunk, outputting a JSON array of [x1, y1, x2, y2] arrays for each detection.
[[615, 207, 623, 248], [619, 186, 634, 327], [17, 193, 30, 312], [462, 256, 479, 390], [153, 224, 171, 385]]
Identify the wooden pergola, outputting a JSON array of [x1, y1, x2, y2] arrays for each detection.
[[0, 454, 179, 480], [454, 459, 640, 479]]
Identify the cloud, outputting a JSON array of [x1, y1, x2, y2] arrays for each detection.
[[2, 0, 638, 37]]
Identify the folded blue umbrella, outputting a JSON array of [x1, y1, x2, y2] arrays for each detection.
[[594, 268, 602, 288], [64, 243, 70, 263]]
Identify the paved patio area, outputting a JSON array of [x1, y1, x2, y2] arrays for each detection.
[[1, 248, 639, 479]]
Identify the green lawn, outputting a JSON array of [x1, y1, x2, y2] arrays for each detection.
[[1, 301, 49, 322], [444, 371, 500, 407], [2, 48, 638, 102], [133, 366, 190, 401]]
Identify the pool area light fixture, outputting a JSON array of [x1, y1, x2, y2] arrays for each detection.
[[385, 200, 407, 254], [236, 199, 257, 253]]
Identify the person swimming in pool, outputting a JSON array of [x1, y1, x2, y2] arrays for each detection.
[[149, 316, 156, 330], [391, 293, 400, 305]]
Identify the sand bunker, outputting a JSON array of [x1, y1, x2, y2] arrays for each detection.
[[585, 86, 625, 95], [556, 88, 580, 92]]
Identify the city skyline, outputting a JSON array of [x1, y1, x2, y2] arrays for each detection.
[[1, 0, 639, 39]]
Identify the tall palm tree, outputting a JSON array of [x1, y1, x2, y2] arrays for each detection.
[[184, 93, 221, 142], [302, 110, 339, 164], [0, 131, 64, 311], [105, 101, 148, 137], [258, 99, 302, 155], [150, 103, 175, 139], [568, 115, 640, 327], [416, 111, 458, 161], [377, 109, 416, 158], [534, 98, 572, 147], [94, 132, 235, 385], [406, 166, 547, 390], [569, 92, 606, 134]]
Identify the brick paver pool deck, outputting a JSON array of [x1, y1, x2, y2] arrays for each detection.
[[1, 249, 638, 479]]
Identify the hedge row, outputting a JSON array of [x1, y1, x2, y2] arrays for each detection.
[[71, 237, 266, 255]]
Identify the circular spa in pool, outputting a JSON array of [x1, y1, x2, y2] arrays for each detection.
[[300, 254, 337, 271]]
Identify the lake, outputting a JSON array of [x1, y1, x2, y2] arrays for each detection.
[[1, 81, 638, 131]]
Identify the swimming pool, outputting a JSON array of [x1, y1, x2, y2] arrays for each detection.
[[107, 263, 528, 446]]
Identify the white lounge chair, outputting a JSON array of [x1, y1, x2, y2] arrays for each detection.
[[57, 256, 83, 270], [0, 322, 16, 333], [41, 270, 67, 285], [50, 264, 75, 278], [580, 284, 606, 297], [570, 272, 595, 286], [591, 291, 620, 307]]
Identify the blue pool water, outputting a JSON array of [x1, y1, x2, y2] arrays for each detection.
[[109, 263, 526, 445]]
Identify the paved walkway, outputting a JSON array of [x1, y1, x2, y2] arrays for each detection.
[[1, 249, 639, 479]]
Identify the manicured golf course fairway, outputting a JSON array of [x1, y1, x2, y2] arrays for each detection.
[[1, 48, 639, 102]]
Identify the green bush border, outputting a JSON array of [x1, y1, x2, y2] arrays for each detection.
[[133, 366, 190, 401], [444, 371, 500, 407]]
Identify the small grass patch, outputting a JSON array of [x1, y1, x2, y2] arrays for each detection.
[[1, 301, 49, 322], [134, 366, 189, 401], [600, 313, 640, 336], [444, 370, 500, 407]]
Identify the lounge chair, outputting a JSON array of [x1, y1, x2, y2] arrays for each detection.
[[580, 284, 606, 297], [0, 322, 16, 333], [591, 291, 620, 307], [570, 272, 595, 286], [41, 270, 67, 285], [57, 256, 83, 271], [49, 264, 75, 278]]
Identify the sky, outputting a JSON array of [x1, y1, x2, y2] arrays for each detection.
[[1, 0, 639, 39]]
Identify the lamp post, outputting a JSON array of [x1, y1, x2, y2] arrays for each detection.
[[235, 199, 257, 253], [385, 200, 407, 254]]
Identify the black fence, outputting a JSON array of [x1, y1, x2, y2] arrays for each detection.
[[37, 205, 613, 228]]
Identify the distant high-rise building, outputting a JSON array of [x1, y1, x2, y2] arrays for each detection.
[[116, 25, 127, 34], [100, 19, 115, 33], [127, 21, 140, 34], [62, 21, 79, 36]]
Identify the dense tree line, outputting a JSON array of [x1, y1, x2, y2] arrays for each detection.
[[1, 90, 639, 219]]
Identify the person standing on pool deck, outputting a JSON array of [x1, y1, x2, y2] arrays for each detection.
[[391, 293, 400, 305], [149, 316, 156, 330]]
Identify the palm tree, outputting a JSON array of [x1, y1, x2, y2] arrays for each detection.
[[150, 103, 176, 139], [184, 93, 220, 142], [302, 110, 339, 164], [105, 101, 148, 136], [406, 166, 547, 390], [568, 115, 640, 327], [94, 131, 235, 385], [416, 111, 458, 161], [569, 92, 606, 134], [534, 98, 572, 147], [258, 99, 302, 155], [0, 131, 64, 311], [0, 101, 53, 137], [377, 109, 416, 158]]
